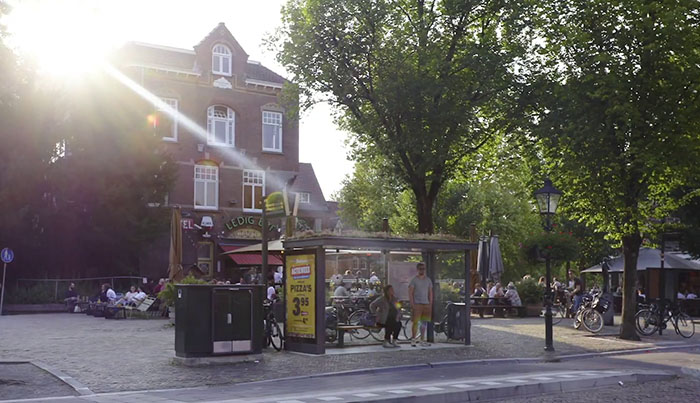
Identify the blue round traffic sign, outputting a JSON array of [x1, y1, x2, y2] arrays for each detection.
[[1, 248, 14, 264]]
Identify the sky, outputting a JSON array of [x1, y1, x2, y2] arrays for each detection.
[[3, 0, 354, 200]]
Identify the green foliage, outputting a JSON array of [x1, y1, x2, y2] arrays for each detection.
[[521, 231, 580, 263], [515, 278, 543, 305], [157, 275, 209, 307], [274, 0, 530, 233], [5, 283, 59, 304]]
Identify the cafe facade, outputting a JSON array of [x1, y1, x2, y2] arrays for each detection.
[[119, 24, 336, 280]]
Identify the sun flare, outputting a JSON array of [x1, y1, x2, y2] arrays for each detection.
[[4, 0, 123, 77]]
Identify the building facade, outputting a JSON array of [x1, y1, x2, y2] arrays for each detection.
[[118, 24, 333, 281]]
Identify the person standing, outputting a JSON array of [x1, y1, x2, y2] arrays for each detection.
[[409, 262, 432, 347], [571, 275, 584, 313], [370, 285, 402, 348]]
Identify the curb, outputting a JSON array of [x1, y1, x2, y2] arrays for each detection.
[[265, 342, 700, 384], [0, 360, 94, 397]]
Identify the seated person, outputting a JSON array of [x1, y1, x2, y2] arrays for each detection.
[[488, 282, 504, 304], [687, 289, 698, 299], [64, 283, 79, 311], [677, 291, 687, 300], [471, 283, 486, 298], [130, 286, 147, 305], [504, 282, 522, 307], [333, 277, 349, 299], [104, 283, 117, 305], [116, 285, 138, 306]]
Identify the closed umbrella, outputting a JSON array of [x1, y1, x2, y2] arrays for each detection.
[[476, 239, 489, 284], [489, 236, 504, 283], [168, 208, 184, 282]]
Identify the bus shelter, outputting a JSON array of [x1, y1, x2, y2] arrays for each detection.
[[281, 235, 477, 355]]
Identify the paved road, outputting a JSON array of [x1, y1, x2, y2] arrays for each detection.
[[4, 349, 698, 402]]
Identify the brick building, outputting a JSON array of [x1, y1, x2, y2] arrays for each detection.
[[117, 23, 334, 281]]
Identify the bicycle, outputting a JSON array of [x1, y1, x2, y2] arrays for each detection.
[[572, 292, 608, 333], [635, 299, 695, 338], [263, 300, 283, 351]]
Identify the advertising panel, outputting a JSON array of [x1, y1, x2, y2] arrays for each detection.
[[285, 254, 316, 339]]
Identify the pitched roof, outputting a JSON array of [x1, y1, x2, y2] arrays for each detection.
[[119, 42, 196, 71], [245, 62, 286, 84]]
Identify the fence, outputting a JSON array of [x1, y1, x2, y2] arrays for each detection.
[[13, 276, 147, 302]]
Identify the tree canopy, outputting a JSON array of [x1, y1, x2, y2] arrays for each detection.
[[529, 0, 700, 339], [274, 0, 531, 233]]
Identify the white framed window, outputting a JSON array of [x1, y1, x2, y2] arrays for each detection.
[[155, 98, 178, 142], [212, 44, 231, 76], [194, 164, 219, 210], [207, 105, 235, 146], [299, 192, 310, 204], [262, 111, 283, 152], [243, 170, 265, 212]]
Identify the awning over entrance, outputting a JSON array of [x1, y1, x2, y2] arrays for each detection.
[[220, 245, 283, 266]]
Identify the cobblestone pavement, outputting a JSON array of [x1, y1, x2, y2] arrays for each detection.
[[0, 362, 76, 400], [497, 375, 700, 402], [0, 313, 696, 394]]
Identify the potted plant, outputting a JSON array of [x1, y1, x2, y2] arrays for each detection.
[[516, 278, 545, 316]]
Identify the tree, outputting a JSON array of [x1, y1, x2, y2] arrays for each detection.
[[530, 0, 700, 339], [274, 0, 530, 233]]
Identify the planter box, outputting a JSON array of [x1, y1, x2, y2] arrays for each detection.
[[525, 304, 542, 317]]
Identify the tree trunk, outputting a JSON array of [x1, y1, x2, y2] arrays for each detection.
[[415, 190, 435, 234], [619, 233, 642, 341]]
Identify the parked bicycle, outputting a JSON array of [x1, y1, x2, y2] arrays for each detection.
[[635, 299, 695, 338], [263, 299, 283, 351], [573, 291, 609, 333]]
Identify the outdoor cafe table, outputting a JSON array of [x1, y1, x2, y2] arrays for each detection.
[[469, 297, 512, 318]]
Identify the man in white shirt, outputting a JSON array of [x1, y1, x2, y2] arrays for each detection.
[[273, 267, 283, 284], [105, 284, 117, 304], [267, 284, 277, 301], [131, 287, 147, 305], [369, 272, 380, 285]]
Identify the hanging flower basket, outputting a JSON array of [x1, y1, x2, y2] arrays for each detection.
[[521, 231, 580, 263]]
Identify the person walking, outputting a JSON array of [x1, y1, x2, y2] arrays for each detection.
[[370, 285, 402, 348], [409, 262, 433, 347]]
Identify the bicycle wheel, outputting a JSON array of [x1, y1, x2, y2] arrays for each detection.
[[347, 310, 370, 339], [582, 308, 603, 333], [573, 309, 582, 329], [675, 313, 695, 338], [368, 325, 384, 341], [635, 309, 658, 336], [269, 321, 283, 351]]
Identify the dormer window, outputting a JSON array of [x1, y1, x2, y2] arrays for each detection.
[[212, 44, 231, 76]]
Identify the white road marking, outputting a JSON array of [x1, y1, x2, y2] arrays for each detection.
[[317, 397, 342, 401], [506, 379, 528, 383], [278, 401, 306, 403], [531, 377, 554, 381], [479, 381, 501, 386], [353, 393, 379, 398], [557, 374, 577, 378], [419, 386, 445, 391], [451, 384, 474, 388], [387, 389, 411, 394]]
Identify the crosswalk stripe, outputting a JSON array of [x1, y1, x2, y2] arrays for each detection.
[[558, 374, 577, 378], [353, 393, 379, 398], [387, 390, 411, 394], [317, 397, 342, 401], [479, 381, 501, 386], [506, 379, 528, 383], [451, 384, 474, 388], [532, 377, 554, 381], [420, 387, 445, 391], [278, 400, 306, 403]]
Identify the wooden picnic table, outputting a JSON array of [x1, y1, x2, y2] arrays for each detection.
[[470, 297, 523, 318]]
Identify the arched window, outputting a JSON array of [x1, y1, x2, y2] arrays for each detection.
[[207, 105, 235, 146], [212, 44, 231, 75]]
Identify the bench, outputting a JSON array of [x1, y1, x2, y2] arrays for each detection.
[[106, 296, 158, 319], [336, 324, 382, 347], [471, 304, 525, 318]]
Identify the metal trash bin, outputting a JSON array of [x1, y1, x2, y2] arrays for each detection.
[[175, 284, 264, 358], [447, 302, 467, 340]]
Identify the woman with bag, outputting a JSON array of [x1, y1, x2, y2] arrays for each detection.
[[370, 285, 402, 348]]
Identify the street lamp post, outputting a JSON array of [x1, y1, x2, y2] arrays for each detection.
[[534, 178, 562, 353]]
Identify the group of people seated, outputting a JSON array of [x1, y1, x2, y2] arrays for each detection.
[[677, 288, 699, 300], [471, 281, 522, 307]]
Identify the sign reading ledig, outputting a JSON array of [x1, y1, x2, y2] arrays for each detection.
[[285, 254, 315, 339]]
